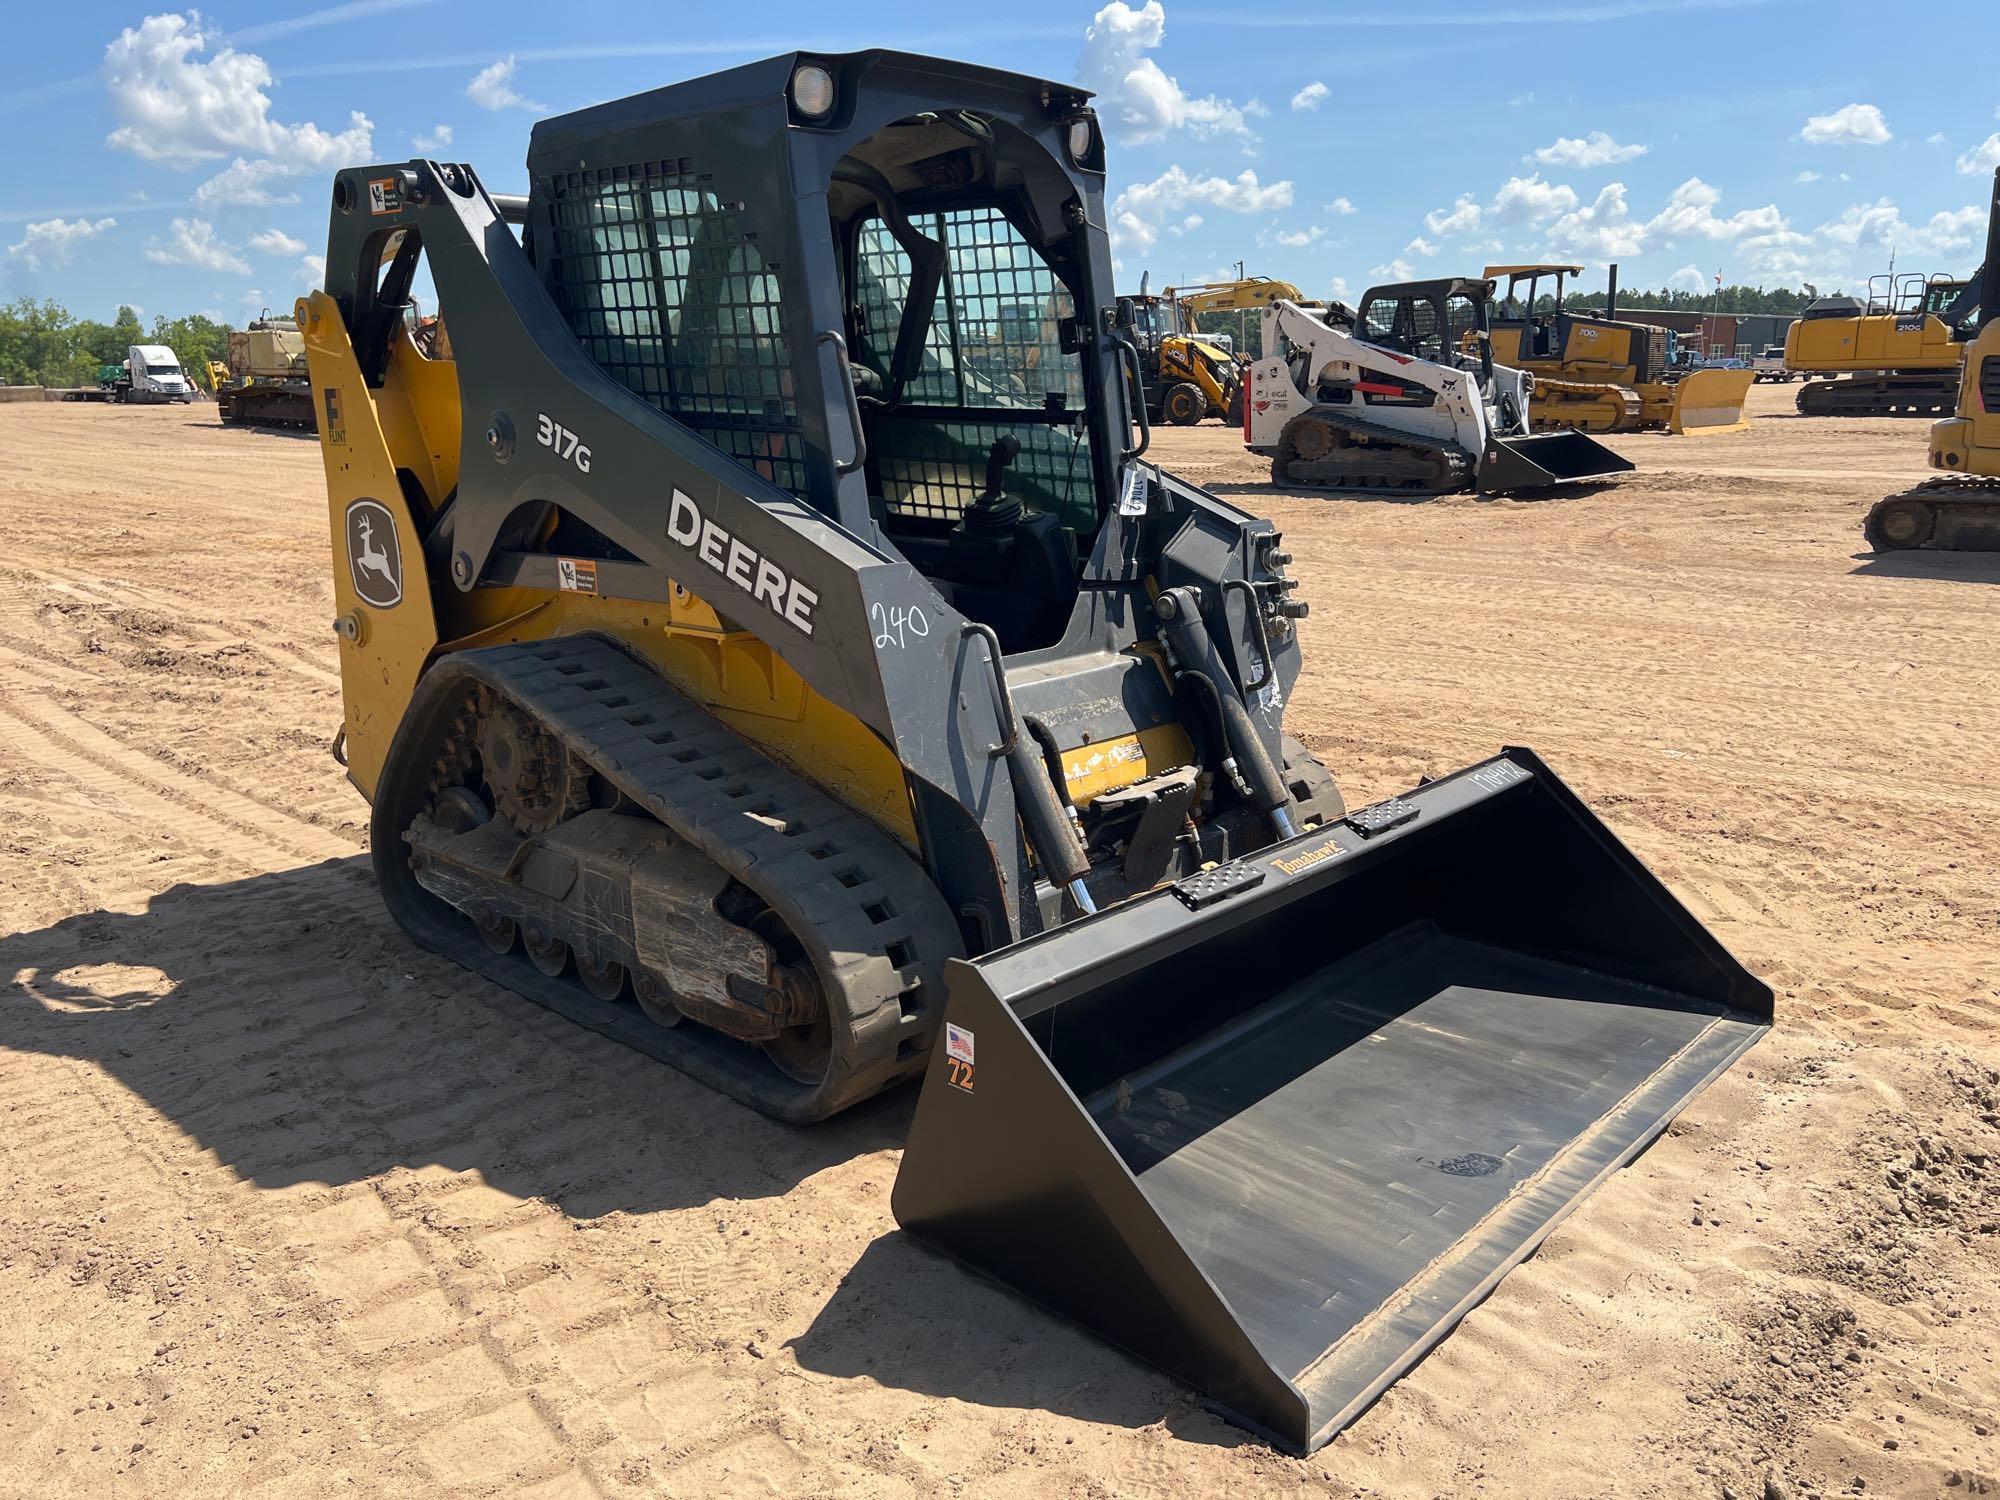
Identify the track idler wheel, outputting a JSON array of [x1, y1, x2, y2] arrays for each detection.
[[1864, 495, 1936, 551]]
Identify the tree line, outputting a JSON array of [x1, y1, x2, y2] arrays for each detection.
[[0, 297, 235, 391]]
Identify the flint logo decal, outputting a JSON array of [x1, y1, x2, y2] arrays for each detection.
[[345, 499, 403, 609], [665, 489, 818, 636], [323, 386, 346, 445], [944, 1023, 975, 1093]]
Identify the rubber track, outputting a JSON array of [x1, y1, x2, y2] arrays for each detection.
[[374, 634, 964, 1121], [1864, 476, 2000, 552], [1274, 405, 1473, 497], [1796, 375, 1958, 418]]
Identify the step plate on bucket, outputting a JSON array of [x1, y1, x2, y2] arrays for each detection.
[[892, 748, 1771, 1454]]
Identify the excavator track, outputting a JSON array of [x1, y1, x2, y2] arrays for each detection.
[[1526, 378, 1643, 433], [371, 633, 964, 1121], [1797, 374, 1959, 418], [1864, 476, 2000, 551], [1271, 406, 1472, 497]]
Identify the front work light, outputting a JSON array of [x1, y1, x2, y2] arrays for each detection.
[[791, 64, 836, 121]]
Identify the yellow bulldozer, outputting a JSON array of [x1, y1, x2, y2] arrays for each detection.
[[1786, 271, 1980, 417], [293, 51, 1769, 1453], [1864, 169, 2000, 550], [1486, 263, 1754, 435]]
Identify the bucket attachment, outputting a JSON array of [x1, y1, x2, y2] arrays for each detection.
[[1667, 368, 1756, 434], [1475, 429, 1635, 494], [892, 749, 1770, 1454]]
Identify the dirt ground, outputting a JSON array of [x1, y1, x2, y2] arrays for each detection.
[[2, 384, 1996, 1499]]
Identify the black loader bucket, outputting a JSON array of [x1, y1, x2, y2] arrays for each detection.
[[1475, 429, 1634, 494], [891, 749, 1770, 1454]]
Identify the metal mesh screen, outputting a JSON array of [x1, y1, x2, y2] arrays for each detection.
[[853, 206, 1090, 523], [544, 161, 808, 497]]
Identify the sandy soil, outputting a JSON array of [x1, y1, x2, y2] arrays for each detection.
[[2, 385, 1996, 1499]]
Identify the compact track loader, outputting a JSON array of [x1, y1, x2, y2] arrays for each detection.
[[1486, 263, 1754, 436], [1865, 170, 2000, 552], [300, 51, 1768, 1453], [1245, 282, 1633, 495]]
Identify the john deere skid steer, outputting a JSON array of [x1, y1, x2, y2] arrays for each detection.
[[300, 51, 1770, 1453]]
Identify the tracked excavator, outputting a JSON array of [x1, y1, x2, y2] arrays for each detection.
[[298, 52, 1768, 1453], [1246, 280, 1633, 495], [1787, 269, 1982, 418], [1864, 169, 2000, 551], [1486, 263, 1755, 435]]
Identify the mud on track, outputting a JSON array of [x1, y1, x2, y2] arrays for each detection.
[[2, 389, 1996, 1497]]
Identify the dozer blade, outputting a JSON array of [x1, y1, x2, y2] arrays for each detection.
[[1666, 368, 1755, 434], [892, 749, 1770, 1454], [1474, 429, 1634, 494]]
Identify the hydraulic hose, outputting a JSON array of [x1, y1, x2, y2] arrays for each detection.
[[1154, 587, 1297, 840]]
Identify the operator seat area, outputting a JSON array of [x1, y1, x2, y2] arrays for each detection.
[[825, 113, 1092, 653]]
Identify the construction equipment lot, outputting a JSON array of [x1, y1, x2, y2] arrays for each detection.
[[2, 382, 1994, 1497]]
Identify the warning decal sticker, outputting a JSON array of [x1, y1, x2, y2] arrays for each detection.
[[556, 558, 599, 594]]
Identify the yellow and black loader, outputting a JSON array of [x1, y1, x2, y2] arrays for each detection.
[[297, 51, 1770, 1452]]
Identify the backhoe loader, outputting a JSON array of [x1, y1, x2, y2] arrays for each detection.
[[1126, 274, 1244, 425], [1486, 263, 1754, 435], [1787, 270, 1980, 418], [299, 51, 1768, 1454], [1864, 169, 2000, 550], [1246, 281, 1633, 495]]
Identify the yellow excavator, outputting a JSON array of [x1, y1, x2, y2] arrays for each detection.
[[292, 52, 1769, 1455], [1864, 169, 2000, 550], [1485, 263, 1755, 435], [1787, 271, 1981, 417]]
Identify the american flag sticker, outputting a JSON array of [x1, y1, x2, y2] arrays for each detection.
[[945, 1023, 975, 1065]]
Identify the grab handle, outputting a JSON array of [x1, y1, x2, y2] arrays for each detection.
[[1116, 337, 1152, 463], [819, 330, 869, 476], [961, 621, 1018, 759]]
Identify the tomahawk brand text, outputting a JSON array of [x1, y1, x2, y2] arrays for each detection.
[[666, 490, 819, 636]]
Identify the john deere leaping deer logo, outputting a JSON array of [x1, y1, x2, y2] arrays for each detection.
[[344, 499, 403, 609]]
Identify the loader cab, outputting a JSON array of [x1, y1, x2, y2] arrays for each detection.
[[1352, 277, 1496, 384], [517, 54, 1123, 656]]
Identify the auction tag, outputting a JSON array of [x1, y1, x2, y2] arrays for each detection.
[[1118, 463, 1153, 517]]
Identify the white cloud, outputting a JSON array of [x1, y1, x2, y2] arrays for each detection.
[[1166, 213, 1203, 237], [1957, 133, 2000, 175], [1531, 131, 1647, 168], [1423, 193, 1483, 237], [6, 215, 117, 271], [1078, 2, 1258, 146], [1368, 259, 1416, 282], [412, 123, 453, 152], [143, 217, 248, 274], [1811, 199, 1980, 259], [1268, 224, 1325, 248], [466, 55, 542, 112], [1327, 276, 1350, 302], [1546, 183, 1645, 258], [302, 253, 326, 283], [1110, 164, 1292, 253], [1925, 132, 1947, 147], [1325, 196, 1355, 215], [248, 228, 306, 256], [194, 157, 304, 207], [1800, 102, 1890, 147], [1647, 176, 1781, 241], [1404, 235, 1438, 256], [1290, 81, 1328, 112], [1666, 264, 1706, 293], [102, 13, 372, 169], [1794, 170, 1821, 184], [1491, 173, 1578, 225]]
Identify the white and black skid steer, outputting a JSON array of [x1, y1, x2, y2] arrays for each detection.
[[1246, 279, 1633, 495]]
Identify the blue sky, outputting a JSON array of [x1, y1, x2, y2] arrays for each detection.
[[4, 0, 1998, 322]]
